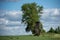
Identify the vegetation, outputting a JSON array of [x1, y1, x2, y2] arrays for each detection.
[[48, 27, 55, 33], [55, 26, 60, 34], [48, 26, 60, 34], [21, 3, 43, 36], [0, 33, 60, 40]]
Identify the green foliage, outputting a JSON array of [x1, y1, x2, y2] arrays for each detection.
[[48, 26, 60, 34], [48, 27, 55, 33], [21, 2, 43, 36], [55, 26, 60, 34]]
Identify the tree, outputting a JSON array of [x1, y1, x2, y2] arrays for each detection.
[[21, 3, 43, 36], [55, 26, 60, 34], [48, 27, 55, 33]]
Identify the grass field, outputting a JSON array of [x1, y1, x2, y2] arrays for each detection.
[[0, 33, 60, 40]]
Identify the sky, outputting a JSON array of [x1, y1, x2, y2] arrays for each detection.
[[0, 0, 60, 35]]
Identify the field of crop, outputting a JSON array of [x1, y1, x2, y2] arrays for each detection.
[[0, 33, 60, 40]]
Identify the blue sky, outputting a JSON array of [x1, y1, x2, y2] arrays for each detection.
[[0, 0, 60, 10], [0, 0, 60, 35]]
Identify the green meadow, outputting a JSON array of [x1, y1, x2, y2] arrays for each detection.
[[0, 33, 60, 40]]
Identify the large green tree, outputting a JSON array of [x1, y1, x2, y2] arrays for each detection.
[[21, 3, 43, 36]]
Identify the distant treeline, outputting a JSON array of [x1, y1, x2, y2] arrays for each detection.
[[47, 26, 60, 34]]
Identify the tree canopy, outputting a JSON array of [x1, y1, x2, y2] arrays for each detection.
[[21, 3, 43, 36]]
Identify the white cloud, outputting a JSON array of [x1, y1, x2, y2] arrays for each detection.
[[0, 10, 24, 27], [0, 18, 6, 25], [0, 10, 23, 20], [53, 9, 59, 15], [6, 10, 22, 18], [41, 8, 60, 20], [0, 25, 31, 35], [6, 21, 22, 26], [0, 26, 19, 30], [0, 18, 22, 26]]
